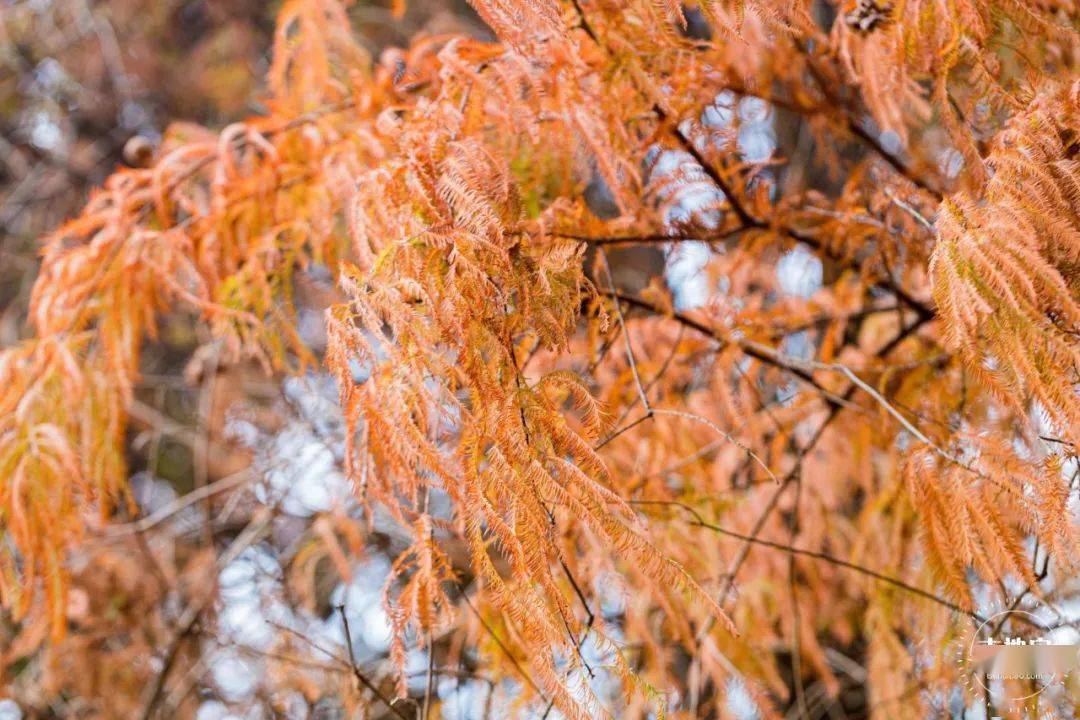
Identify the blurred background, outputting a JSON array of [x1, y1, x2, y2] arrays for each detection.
[[0, 0, 491, 345], [0, 2, 976, 718], [0, 3, 508, 719]]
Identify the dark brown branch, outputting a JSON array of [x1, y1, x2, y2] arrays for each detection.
[[422, 629, 435, 720], [716, 417, 826, 610], [607, 290, 843, 408], [632, 499, 984, 621], [671, 125, 761, 229], [595, 410, 653, 449], [559, 224, 933, 320], [788, 36, 946, 201], [335, 605, 412, 720], [138, 605, 203, 720], [845, 116, 945, 202], [570, 0, 600, 43], [705, 308, 933, 609], [540, 560, 599, 720], [565, 0, 936, 323], [460, 593, 546, 699], [549, 226, 748, 246]]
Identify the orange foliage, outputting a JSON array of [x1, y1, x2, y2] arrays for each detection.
[[2, 1, 1079, 718]]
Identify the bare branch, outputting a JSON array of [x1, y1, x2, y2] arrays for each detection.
[[336, 605, 412, 720]]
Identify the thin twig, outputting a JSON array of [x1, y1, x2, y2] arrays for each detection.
[[609, 290, 845, 408], [423, 629, 435, 720], [268, 619, 350, 667], [649, 408, 779, 485], [335, 605, 411, 720], [105, 468, 254, 537], [716, 422, 823, 612], [597, 248, 651, 412], [460, 592, 545, 699], [139, 510, 273, 719], [884, 187, 935, 231], [787, 466, 808, 719], [713, 319, 932, 610], [594, 411, 653, 449], [193, 338, 222, 547], [608, 323, 685, 433], [633, 499, 984, 621]]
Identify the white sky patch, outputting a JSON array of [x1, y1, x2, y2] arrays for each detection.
[[359, 604, 394, 652], [647, 145, 726, 232], [257, 423, 351, 516], [0, 700, 21, 720], [725, 677, 760, 719], [218, 546, 280, 650], [297, 307, 328, 350], [594, 571, 627, 618], [736, 97, 775, 163], [326, 556, 395, 658], [879, 129, 903, 156], [702, 90, 736, 128], [33, 58, 67, 92], [439, 678, 491, 720], [938, 148, 964, 179], [779, 331, 814, 362], [29, 111, 61, 151], [195, 700, 243, 720], [666, 240, 711, 309], [776, 244, 823, 298], [649, 90, 782, 315], [283, 374, 345, 452], [210, 648, 260, 702], [405, 648, 433, 693]]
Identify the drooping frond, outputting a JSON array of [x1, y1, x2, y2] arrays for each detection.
[[4, 0, 1080, 716], [932, 81, 1080, 444]]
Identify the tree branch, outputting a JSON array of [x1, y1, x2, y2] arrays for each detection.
[[335, 605, 412, 720], [631, 499, 984, 620]]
